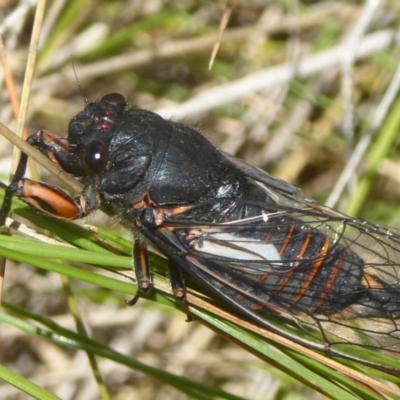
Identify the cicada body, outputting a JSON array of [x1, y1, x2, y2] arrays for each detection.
[[2, 93, 400, 366]]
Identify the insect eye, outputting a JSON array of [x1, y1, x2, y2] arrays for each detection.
[[84, 140, 109, 173], [101, 93, 127, 107]]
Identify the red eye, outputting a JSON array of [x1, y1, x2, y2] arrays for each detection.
[[84, 140, 109, 173]]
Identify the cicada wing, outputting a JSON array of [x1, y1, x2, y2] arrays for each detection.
[[221, 151, 302, 197], [182, 251, 400, 357], [152, 203, 400, 357], [337, 220, 400, 287]]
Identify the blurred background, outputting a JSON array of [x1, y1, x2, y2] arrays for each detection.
[[1, 1, 400, 399]]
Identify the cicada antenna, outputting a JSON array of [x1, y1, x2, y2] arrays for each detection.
[[72, 63, 89, 105]]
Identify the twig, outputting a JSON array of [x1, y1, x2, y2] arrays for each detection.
[[156, 29, 400, 120], [326, 57, 400, 207]]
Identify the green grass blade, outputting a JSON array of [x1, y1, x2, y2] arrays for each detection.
[[0, 364, 61, 400], [1, 310, 247, 400]]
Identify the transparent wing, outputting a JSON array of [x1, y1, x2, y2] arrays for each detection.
[[153, 189, 400, 359]]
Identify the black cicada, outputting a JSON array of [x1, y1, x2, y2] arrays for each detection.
[[1, 93, 400, 369]]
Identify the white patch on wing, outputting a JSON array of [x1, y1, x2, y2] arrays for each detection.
[[192, 232, 281, 261]]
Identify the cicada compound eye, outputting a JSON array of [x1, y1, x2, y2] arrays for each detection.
[[84, 140, 109, 173], [101, 93, 127, 107]]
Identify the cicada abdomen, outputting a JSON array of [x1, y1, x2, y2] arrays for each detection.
[[161, 203, 400, 355]]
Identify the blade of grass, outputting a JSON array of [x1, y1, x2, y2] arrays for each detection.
[[189, 306, 400, 400], [345, 93, 400, 216], [0, 234, 131, 268], [1, 310, 247, 400], [0, 364, 60, 400], [0, 245, 135, 295], [192, 308, 371, 400]]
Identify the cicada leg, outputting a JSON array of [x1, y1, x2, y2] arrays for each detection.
[[168, 264, 193, 321], [126, 236, 153, 306], [127, 236, 192, 320], [0, 130, 84, 225], [8, 178, 87, 220]]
